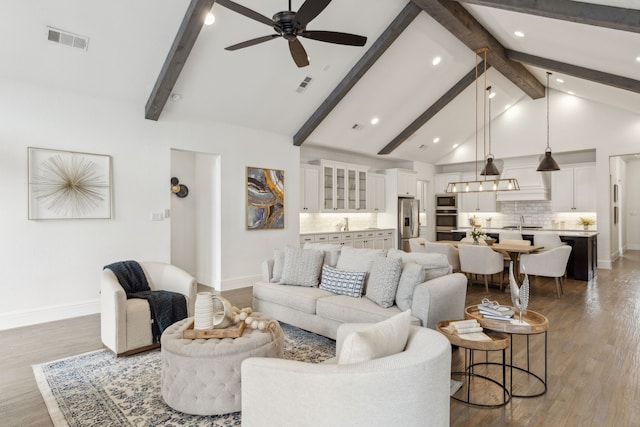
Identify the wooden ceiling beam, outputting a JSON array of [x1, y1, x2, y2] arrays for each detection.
[[293, 2, 422, 146], [145, 0, 215, 121], [507, 50, 640, 94], [412, 0, 545, 99], [378, 61, 491, 155], [461, 0, 640, 34]]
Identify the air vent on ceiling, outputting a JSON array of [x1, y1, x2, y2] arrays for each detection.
[[296, 76, 313, 93], [47, 27, 89, 51], [351, 123, 363, 131]]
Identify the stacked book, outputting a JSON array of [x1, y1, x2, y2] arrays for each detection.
[[477, 303, 515, 321], [444, 320, 491, 341]]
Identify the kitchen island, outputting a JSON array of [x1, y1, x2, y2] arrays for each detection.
[[451, 228, 598, 281]]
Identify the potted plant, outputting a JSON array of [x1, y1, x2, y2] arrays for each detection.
[[577, 217, 595, 230], [470, 226, 485, 244]]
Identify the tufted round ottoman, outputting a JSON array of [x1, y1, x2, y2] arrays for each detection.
[[160, 314, 284, 415]]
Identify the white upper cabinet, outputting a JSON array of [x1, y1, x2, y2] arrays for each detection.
[[458, 173, 496, 213], [318, 161, 369, 212], [367, 173, 386, 213], [300, 165, 319, 213], [397, 170, 417, 197], [551, 164, 596, 212]]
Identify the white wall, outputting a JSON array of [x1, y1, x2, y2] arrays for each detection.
[[0, 77, 300, 329], [624, 160, 640, 250], [437, 90, 640, 269]]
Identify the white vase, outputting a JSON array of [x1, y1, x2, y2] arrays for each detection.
[[211, 296, 233, 329], [194, 292, 214, 330]]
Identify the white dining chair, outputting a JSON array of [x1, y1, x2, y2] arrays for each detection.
[[424, 242, 460, 272], [458, 244, 505, 292], [408, 238, 428, 253], [520, 245, 572, 298], [499, 231, 523, 242]]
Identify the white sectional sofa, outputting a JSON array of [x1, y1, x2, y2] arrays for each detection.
[[253, 245, 468, 340]]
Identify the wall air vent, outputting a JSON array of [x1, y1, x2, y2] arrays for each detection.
[[295, 76, 313, 93], [47, 27, 89, 51], [351, 123, 363, 130]]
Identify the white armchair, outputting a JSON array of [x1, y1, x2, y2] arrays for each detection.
[[241, 323, 451, 427], [458, 244, 505, 292], [520, 245, 572, 298], [533, 232, 564, 250], [424, 242, 460, 272], [101, 261, 197, 356], [408, 237, 427, 252]]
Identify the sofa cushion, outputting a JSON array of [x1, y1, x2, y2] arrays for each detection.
[[395, 262, 426, 311], [387, 249, 451, 281], [365, 256, 402, 308], [319, 265, 366, 298], [338, 310, 412, 364], [335, 246, 386, 274], [271, 248, 285, 283], [303, 243, 342, 267], [253, 282, 334, 315], [316, 294, 421, 326], [280, 247, 324, 287]]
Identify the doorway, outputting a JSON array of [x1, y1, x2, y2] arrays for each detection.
[[610, 154, 640, 259], [170, 149, 221, 289]]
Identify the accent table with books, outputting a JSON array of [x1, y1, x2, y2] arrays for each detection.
[[437, 320, 511, 408], [465, 305, 549, 398]]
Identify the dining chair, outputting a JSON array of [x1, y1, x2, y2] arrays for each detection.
[[408, 238, 428, 253], [533, 233, 565, 250], [424, 242, 460, 272], [458, 244, 505, 292], [499, 231, 523, 242], [519, 245, 572, 298]]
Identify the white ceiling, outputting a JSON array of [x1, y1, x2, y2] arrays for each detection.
[[2, 0, 639, 165]]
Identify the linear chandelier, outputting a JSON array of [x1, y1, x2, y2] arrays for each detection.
[[445, 48, 520, 194]]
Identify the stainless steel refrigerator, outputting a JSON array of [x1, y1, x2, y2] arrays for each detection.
[[398, 198, 419, 251]]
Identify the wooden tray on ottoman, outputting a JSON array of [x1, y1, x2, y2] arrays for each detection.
[[183, 319, 245, 339]]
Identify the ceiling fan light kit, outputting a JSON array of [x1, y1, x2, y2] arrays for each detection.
[[446, 48, 518, 194], [537, 72, 561, 172], [217, 0, 367, 68]]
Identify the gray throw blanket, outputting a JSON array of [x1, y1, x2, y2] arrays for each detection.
[[104, 260, 187, 343]]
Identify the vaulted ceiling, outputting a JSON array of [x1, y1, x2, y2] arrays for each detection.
[[3, 0, 639, 165]]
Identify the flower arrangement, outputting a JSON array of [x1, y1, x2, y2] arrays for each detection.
[[470, 226, 485, 242], [577, 217, 595, 226]]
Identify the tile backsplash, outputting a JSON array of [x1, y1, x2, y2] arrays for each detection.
[[300, 213, 378, 233], [460, 200, 597, 230]]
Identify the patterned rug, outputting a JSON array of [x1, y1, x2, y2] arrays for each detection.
[[33, 323, 335, 427]]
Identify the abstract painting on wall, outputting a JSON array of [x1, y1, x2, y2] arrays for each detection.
[[28, 147, 112, 219], [246, 167, 284, 230]]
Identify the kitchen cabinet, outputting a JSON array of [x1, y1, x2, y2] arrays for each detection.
[[367, 173, 386, 213], [434, 173, 460, 195], [397, 170, 417, 197], [300, 165, 319, 213], [347, 169, 368, 211], [551, 164, 596, 212], [319, 161, 369, 212], [300, 229, 394, 249], [458, 173, 496, 213]]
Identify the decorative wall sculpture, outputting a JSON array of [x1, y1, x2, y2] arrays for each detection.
[[246, 166, 284, 230], [28, 147, 112, 219]]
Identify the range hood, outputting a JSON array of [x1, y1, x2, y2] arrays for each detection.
[[496, 160, 550, 201]]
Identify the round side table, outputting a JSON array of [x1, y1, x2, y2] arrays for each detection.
[[465, 306, 549, 398], [437, 320, 511, 408]]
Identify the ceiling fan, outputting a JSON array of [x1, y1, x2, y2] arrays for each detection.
[[216, 0, 367, 67]]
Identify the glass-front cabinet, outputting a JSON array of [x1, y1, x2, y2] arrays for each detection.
[[320, 161, 368, 212]]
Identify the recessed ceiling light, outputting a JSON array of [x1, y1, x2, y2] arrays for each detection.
[[636, 56, 640, 63], [514, 31, 525, 37], [432, 56, 441, 66], [504, 104, 512, 110], [433, 137, 440, 143], [204, 12, 215, 25], [488, 91, 496, 99], [371, 117, 379, 125], [453, 143, 459, 149], [556, 78, 564, 83], [568, 91, 575, 95]]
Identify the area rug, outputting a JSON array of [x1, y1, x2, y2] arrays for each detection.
[[33, 323, 335, 427]]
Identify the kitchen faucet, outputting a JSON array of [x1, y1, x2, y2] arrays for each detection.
[[519, 215, 525, 233]]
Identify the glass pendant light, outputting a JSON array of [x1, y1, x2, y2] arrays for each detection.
[[537, 72, 560, 172]]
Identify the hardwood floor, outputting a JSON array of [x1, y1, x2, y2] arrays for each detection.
[[2, 254, 639, 426]]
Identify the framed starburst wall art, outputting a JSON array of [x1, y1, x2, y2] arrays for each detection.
[[246, 166, 284, 230], [28, 147, 112, 219]]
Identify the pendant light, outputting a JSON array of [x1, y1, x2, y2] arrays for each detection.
[[480, 85, 501, 176], [537, 72, 560, 171]]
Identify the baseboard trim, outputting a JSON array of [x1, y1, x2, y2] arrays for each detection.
[[0, 299, 99, 331], [222, 274, 261, 291]]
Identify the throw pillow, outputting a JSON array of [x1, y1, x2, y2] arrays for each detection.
[[280, 247, 324, 287], [365, 256, 403, 308], [338, 310, 412, 364], [303, 242, 342, 267], [319, 265, 366, 297], [336, 246, 387, 273], [395, 262, 426, 311], [387, 250, 452, 282], [271, 247, 285, 283]]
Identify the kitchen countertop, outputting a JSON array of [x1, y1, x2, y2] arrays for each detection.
[[301, 228, 394, 235], [453, 227, 598, 237]]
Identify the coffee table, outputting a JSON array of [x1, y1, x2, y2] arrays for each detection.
[[437, 320, 511, 408], [160, 313, 284, 415], [465, 305, 549, 398]]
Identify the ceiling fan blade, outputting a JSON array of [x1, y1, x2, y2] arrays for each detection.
[[295, 0, 331, 26], [288, 38, 310, 68], [225, 34, 280, 51], [216, 0, 275, 27], [300, 30, 367, 46]]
